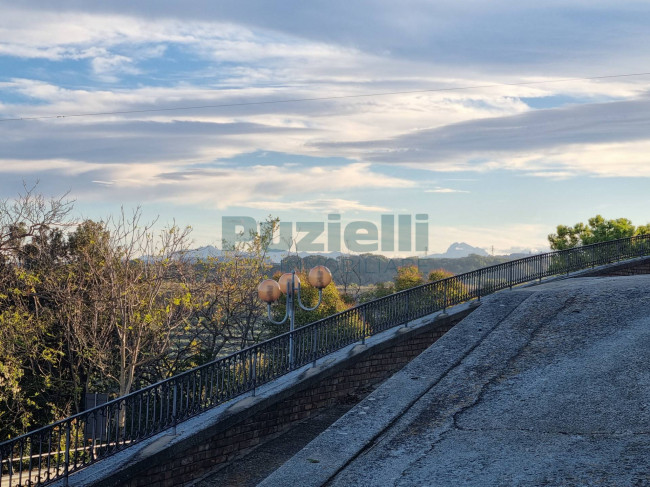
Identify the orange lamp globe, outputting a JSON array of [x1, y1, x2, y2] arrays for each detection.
[[258, 279, 281, 303], [308, 265, 332, 289], [278, 273, 300, 294]]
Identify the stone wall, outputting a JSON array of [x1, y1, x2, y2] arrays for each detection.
[[120, 312, 470, 487]]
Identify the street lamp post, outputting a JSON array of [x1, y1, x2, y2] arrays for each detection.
[[258, 265, 332, 367]]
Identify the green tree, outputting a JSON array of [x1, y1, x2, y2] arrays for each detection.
[[548, 215, 648, 250], [636, 224, 650, 236], [0, 186, 74, 438], [427, 268, 468, 306], [427, 269, 454, 282], [547, 222, 586, 250], [358, 281, 395, 303], [394, 265, 424, 292], [98, 210, 195, 397]]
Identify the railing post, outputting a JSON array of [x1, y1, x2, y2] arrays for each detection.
[[477, 271, 482, 302], [64, 422, 71, 486], [361, 306, 367, 345], [288, 293, 295, 369], [312, 325, 318, 366], [443, 281, 448, 312], [565, 251, 569, 275], [251, 352, 257, 397], [172, 383, 178, 435], [591, 245, 595, 268], [509, 262, 513, 290], [404, 292, 409, 328]]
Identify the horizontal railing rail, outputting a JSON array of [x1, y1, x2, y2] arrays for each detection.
[[2, 234, 650, 486]]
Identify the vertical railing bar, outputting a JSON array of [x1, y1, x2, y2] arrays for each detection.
[[17, 439, 23, 487], [72, 418, 79, 471], [89, 410, 96, 463], [27, 434, 33, 484], [443, 281, 448, 312], [172, 383, 178, 435], [313, 324, 319, 365], [209, 364, 215, 407], [104, 408, 112, 456], [192, 370, 197, 413], [97, 408, 105, 460], [63, 422, 70, 486], [137, 394, 143, 440], [252, 350, 257, 397], [37, 431, 44, 482], [361, 306, 367, 345], [145, 394, 150, 437], [116, 402, 122, 450]]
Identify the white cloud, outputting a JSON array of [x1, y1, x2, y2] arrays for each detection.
[[425, 187, 469, 194], [6, 1, 650, 77], [91, 53, 140, 81], [240, 198, 389, 212], [0, 158, 413, 210], [0, 158, 97, 174], [321, 94, 650, 177], [509, 141, 650, 178]]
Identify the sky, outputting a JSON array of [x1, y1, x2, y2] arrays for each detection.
[[2, 1, 650, 255]]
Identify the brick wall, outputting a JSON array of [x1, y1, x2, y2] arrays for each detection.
[[122, 315, 466, 487]]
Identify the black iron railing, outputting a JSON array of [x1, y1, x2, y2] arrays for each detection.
[[2, 234, 649, 486]]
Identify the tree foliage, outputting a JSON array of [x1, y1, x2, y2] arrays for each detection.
[[0, 190, 285, 441], [548, 215, 649, 250], [394, 265, 424, 292], [0, 186, 75, 438], [427, 269, 454, 282]]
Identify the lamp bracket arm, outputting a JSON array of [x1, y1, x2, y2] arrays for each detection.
[[266, 300, 289, 325], [297, 286, 323, 311]]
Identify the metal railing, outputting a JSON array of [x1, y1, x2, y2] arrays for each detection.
[[2, 234, 650, 486]]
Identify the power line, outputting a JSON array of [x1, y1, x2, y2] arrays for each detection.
[[2, 71, 650, 123]]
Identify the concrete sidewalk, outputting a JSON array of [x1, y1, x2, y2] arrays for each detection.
[[260, 276, 650, 486]]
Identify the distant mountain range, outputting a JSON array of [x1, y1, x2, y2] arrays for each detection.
[[182, 246, 343, 263], [426, 242, 489, 259], [427, 243, 547, 259], [183, 242, 546, 262], [184, 245, 223, 259]]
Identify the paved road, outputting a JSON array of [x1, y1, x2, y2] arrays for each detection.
[[260, 276, 650, 486]]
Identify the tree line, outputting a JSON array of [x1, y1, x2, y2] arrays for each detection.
[[274, 253, 513, 301], [548, 215, 650, 250], [3, 191, 644, 443]]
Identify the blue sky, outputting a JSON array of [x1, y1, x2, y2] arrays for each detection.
[[1, 0, 650, 255]]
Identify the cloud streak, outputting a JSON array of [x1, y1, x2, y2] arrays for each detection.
[[425, 187, 470, 194], [241, 198, 390, 212], [6, 1, 650, 75], [320, 94, 650, 176], [0, 156, 413, 211]]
